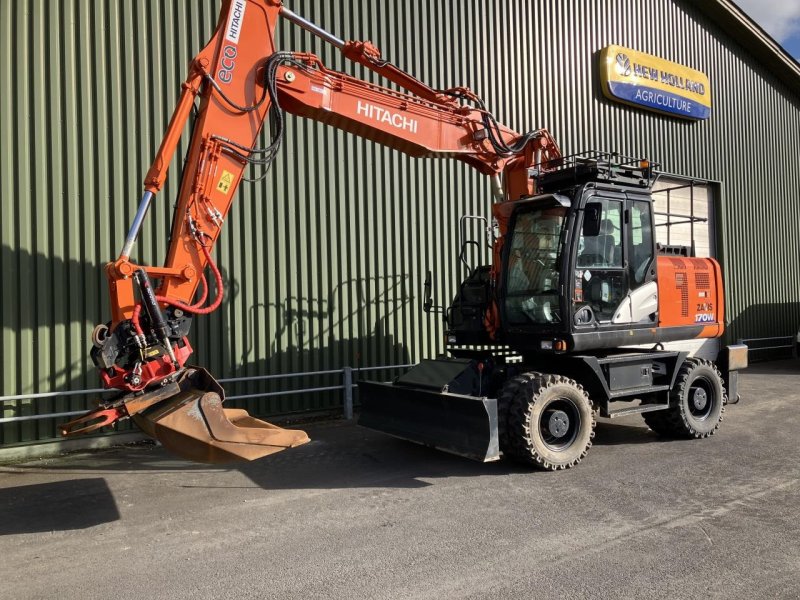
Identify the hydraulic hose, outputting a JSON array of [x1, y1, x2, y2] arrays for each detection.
[[155, 241, 224, 315], [131, 304, 145, 338]]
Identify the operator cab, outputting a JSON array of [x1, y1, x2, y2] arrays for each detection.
[[446, 153, 663, 354], [500, 182, 657, 350]]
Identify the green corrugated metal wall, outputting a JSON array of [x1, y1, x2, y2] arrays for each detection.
[[2, 0, 799, 446]]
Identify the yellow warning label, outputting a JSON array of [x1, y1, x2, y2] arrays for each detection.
[[217, 170, 234, 194]]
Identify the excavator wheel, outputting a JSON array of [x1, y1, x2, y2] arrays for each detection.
[[502, 372, 595, 470], [497, 372, 538, 460], [643, 358, 726, 439]]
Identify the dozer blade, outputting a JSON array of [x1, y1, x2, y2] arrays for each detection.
[[359, 368, 500, 463], [130, 368, 309, 464]]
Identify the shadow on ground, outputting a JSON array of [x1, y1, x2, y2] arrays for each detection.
[[3, 418, 668, 493], [0, 477, 120, 534], [740, 358, 800, 376], [593, 421, 666, 446]]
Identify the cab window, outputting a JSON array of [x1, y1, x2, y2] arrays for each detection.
[[575, 198, 624, 323], [505, 206, 568, 325], [577, 199, 623, 268], [630, 201, 654, 284]]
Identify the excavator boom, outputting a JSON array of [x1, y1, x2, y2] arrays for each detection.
[[61, 0, 560, 463]]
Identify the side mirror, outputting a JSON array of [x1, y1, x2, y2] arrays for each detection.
[[423, 270, 433, 313], [423, 270, 445, 315], [583, 203, 602, 237]]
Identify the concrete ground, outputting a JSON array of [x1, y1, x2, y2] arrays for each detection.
[[1, 360, 799, 600]]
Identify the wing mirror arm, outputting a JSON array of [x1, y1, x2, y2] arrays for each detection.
[[423, 270, 445, 314]]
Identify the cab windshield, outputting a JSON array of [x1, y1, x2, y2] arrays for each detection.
[[505, 206, 568, 325]]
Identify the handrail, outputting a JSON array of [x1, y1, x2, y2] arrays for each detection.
[[0, 363, 415, 427]]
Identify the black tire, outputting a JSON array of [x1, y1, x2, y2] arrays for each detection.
[[502, 372, 596, 470], [497, 373, 537, 459], [644, 359, 727, 438]]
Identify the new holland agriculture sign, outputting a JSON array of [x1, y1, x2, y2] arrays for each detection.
[[599, 45, 711, 120]]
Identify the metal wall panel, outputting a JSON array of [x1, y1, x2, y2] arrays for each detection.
[[2, 0, 799, 445]]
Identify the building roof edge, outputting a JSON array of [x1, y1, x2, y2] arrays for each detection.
[[695, 0, 800, 97]]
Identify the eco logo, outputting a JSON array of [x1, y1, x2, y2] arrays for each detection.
[[218, 0, 246, 84]]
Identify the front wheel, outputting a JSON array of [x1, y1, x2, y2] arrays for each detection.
[[502, 373, 595, 470]]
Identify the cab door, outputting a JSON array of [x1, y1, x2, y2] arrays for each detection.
[[617, 196, 658, 325], [573, 191, 658, 328], [574, 196, 627, 325]]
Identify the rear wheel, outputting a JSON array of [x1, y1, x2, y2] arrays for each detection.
[[643, 359, 726, 438], [501, 373, 595, 470]]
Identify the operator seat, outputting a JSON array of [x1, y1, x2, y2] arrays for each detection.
[[580, 219, 616, 266]]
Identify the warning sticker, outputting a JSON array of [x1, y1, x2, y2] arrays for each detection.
[[217, 170, 234, 194]]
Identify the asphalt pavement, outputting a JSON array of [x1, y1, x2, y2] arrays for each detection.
[[1, 359, 799, 600]]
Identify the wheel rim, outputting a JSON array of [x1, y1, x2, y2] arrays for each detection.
[[539, 398, 580, 451], [688, 376, 716, 420]]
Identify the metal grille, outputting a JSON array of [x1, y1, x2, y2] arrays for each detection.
[[676, 273, 690, 317], [670, 258, 688, 269]]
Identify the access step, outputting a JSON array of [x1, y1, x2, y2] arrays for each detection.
[[604, 402, 670, 419], [608, 384, 671, 399]]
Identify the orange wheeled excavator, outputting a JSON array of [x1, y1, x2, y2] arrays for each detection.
[[61, 0, 747, 469]]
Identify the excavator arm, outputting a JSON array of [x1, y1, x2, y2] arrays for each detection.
[[60, 0, 561, 463]]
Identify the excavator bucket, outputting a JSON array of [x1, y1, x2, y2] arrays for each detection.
[[127, 368, 309, 464]]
